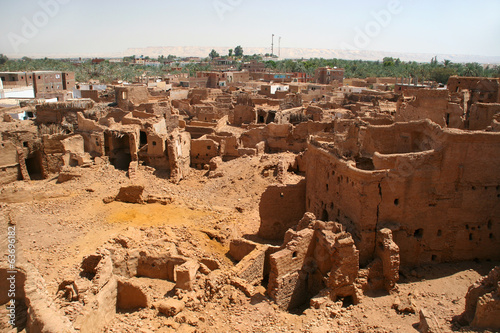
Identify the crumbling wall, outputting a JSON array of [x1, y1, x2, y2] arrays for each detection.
[[42, 134, 86, 176], [267, 228, 314, 310], [35, 99, 94, 130], [136, 101, 171, 117], [360, 120, 437, 156], [274, 107, 306, 125], [193, 104, 218, 122], [240, 122, 332, 154], [306, 105, 324, 122], [468, 103, 500, 130], [461, 266, 500, 330], [145, 133, 168, 170], [167, 129, 191, 183], [190, 137, 220, 167], [72, 252, 117, 333], [115, 85, 149, 111], [207, 133, 240, 160], [0, 264, 75, 332], [81, 90, 99, 102], [232, 245, 269, 285], [77, 113, 105, 157], [396, 89, 464, 128], [305, 143, 384, 266], [280, 93, 303, 110], [258, 179, 306, 240], [267, 220, 360, 310], [233, 105, 256, 126], [447, 76, 500, 104], [375, 228, 400, 291], [0, 141, 20, 185], [306, 120, 500, 266]]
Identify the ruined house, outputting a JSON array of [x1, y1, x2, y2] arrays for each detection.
[[396, 89, 465, 128], [305, 119, 500, 266], [447, 76, 500, 105], [115, 85, 150, 111]]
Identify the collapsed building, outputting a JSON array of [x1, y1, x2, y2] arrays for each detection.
[[248, 118, 500, 310], [397, 77, 500, 131], [305, 119, 500, 266], [0, 73, 499, 331]]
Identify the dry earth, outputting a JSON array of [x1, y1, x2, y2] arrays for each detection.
[[0, 154, 498, 333]]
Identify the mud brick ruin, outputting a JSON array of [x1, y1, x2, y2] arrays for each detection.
[[1, 71, 499, 332]]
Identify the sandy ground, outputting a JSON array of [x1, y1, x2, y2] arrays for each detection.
[[0, 154, 498, 332]]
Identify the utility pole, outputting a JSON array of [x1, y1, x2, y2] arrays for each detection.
[[271, 34, 274, 57], [278, 36, 281, 59]]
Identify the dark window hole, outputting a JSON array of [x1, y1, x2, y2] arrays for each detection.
[[322, 209, 329, 221], [414, 229, 424, 239], [139, 131, 147, 147]]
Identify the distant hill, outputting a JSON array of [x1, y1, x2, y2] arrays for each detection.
[[7, 46, 500, 64]]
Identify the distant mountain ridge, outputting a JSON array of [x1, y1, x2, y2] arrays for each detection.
[[8, 46, 500, 64]]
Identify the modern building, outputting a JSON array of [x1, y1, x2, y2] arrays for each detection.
[[314, 67, 344, 85], [0, 71, 75, 98]]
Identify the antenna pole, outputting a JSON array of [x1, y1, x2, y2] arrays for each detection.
[[271, 34, 274, 56], [278, 37, 281, 59]]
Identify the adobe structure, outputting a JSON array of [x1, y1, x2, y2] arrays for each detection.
[[305, 119, 500, 266], [0, 70, 499, 332], [0, 70, 75, 99]]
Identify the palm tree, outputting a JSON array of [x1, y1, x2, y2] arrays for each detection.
[[234, 45, 243, 57], [209, 49, 219, 60]]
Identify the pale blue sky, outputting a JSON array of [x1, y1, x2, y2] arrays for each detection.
[[1, 0, 499, 57]]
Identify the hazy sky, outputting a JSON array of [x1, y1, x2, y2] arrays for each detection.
[[1, 0, 499, 57]]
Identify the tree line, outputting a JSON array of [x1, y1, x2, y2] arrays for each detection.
[[265, 57, 500, 84], [1, 53, 498, 85]]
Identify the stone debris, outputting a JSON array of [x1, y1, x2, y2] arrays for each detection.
[[115, 185, 145, 204], [156, 299, 185, 317], [392, 295, 416, 314], [0, 71, 499, 332], [417, 309, 442, 333], [460, 266, 500, 330]]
